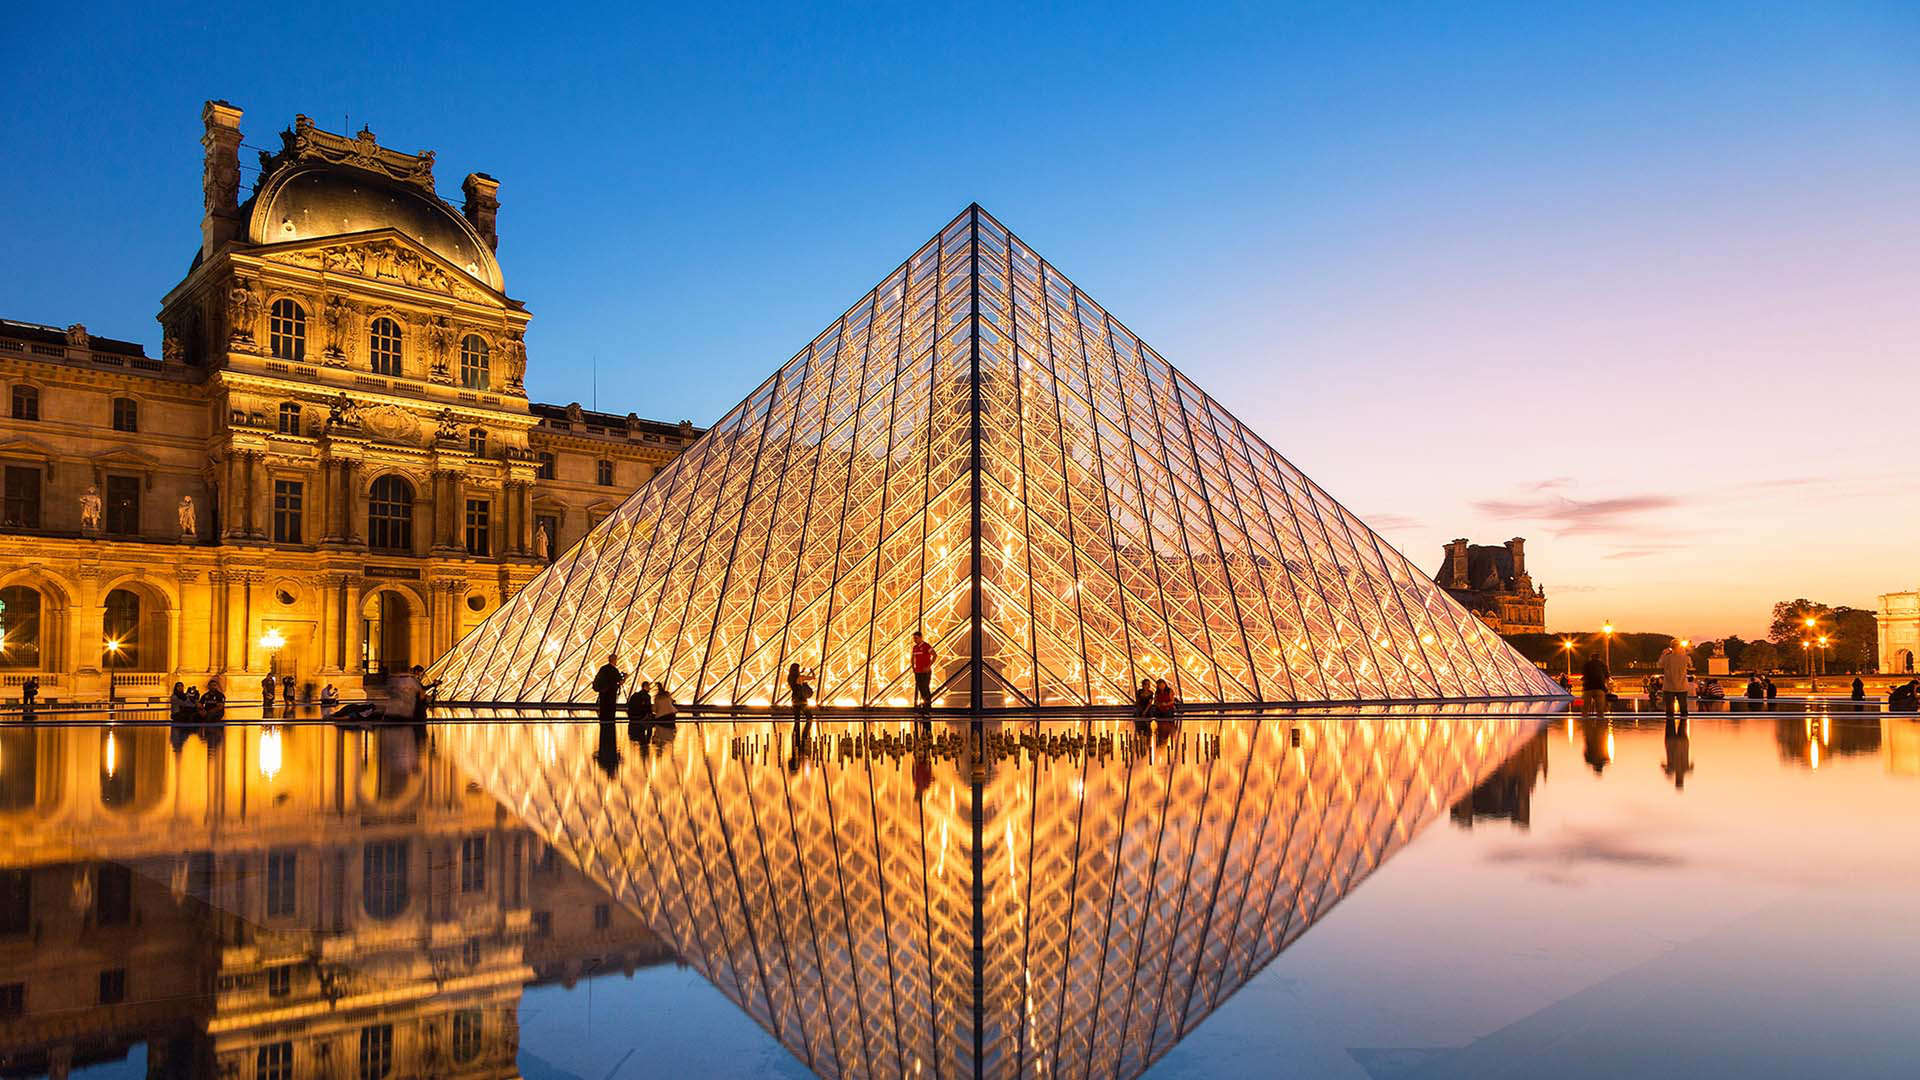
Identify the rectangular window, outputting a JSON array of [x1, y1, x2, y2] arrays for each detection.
[[531, 910, 552, 938], [111, 398, 138, 432], [452, 1009, 483, 1063], [277, 403, 301, 435], [266, 965, 292, 998], [0, 983, 21, 1018], [459, 835, 486, 894], [272, 481, 303, 544], [362, 841, 409, 919], [266, 849, 297, 917], [3, 466, 41, 529], [10, 387, 37, 421], [593, 903, 610, 930], [0, 870, 25, 936], [95, 863, 132, 926], [98, 968, 126, 1005], [256, 1041, 293, 1080], [359, 1023, 394, 1080], [595, 459, 614, 486], [464, 499, 491, 557], [535, 451, 556, 480], [105, 475, 140, 535]]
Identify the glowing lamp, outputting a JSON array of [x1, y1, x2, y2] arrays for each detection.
[[258, 627, 287, 651]]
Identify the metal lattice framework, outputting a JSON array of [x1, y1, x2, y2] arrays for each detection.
[[431, 206, 1562, 709], [441, 711, 1548, 1078]]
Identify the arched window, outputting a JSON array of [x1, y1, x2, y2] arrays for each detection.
[[368, 476, 414, 552], [111, 398, 138, 433], [102, 588, 141, 670], [368, 317, 403, 376], [459, 335, 489, 389], [0, 586, 43, 669], [269, 299, 306, 361], [467, 428, 487, 456], [278, 402, 301, 435]]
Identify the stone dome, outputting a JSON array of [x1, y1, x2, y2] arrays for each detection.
[[248, 165, 503, 292]]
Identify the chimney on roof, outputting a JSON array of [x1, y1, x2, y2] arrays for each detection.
[[1445, 539, 1470, 589], [200, 101, 245, 259], [1507, 537, 1530, 589], [462, 173, 500, 251]]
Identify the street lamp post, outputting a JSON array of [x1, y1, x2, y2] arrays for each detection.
[[103, 638, 123, 702], [1601, 622, 1614, 670], [1561, 638, 1577, 680], [1818, 636, 1829, 677], [258, 628, 286, 710]]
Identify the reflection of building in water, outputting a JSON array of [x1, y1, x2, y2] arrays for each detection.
[[0, 724, 671, 1078], [1451, 727, 1549, 829], [1773, 716, 1882, 769], [443, 709, 1549, 1079], [0, 101, 700, 704]]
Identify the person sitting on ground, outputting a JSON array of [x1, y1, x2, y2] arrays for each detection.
[[787, 663, 814, 722], [319, 684, 339, 713], [169, 681, 192, 724], [1745, 675, 1763, 699], [651, 682, 678, 721], [1134, 679, 1154, 719], [1151, 678, 1179, 719], [1764, 675, 1778, 700], [199, 678, 227, 724], [626, 680, 652, 738]]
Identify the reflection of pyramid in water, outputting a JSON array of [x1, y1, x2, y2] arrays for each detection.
[[443, 713, 1547, 1078], [432, 206, 1562, 708]]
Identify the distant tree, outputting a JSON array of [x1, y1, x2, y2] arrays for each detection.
[[1690, 640, 1718, 670], [1723, 635, 1747, 668], [1827, 606, 1878, 673], [1769, 599, 1834, 646], [1741, 640, 1780, 673]]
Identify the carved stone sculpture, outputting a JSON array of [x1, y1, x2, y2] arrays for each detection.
[[427, 316, 454, 382], [326, 391, 360, 429], [321, 295, 351, 363], [227, 279, 260, 346], [435, 408, 461, 441], [65, 323, 88, 347], [178, 495, 197, 540], [80, 486, 103, 533], [503, 335, 527, 391], [534, 522, 550, 561]]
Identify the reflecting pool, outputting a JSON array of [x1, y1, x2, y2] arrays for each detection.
[[0, 707, 1914, 1078]]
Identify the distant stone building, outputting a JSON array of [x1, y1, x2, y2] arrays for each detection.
[[1879, 590, 1917, 674], [0, 102, 701, 701], [1433, 537, 1546, 636]]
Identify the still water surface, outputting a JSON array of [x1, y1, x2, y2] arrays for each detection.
[[1, 708, 1912, 1078]]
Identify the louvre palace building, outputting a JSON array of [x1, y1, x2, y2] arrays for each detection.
[[0, 102, 699, 701]]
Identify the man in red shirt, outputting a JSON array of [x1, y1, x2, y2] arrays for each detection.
[[910, 631, 935, 716]]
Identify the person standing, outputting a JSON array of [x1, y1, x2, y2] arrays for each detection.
[[910, 632, 936, 716], [1580, 650, 1610, 720], [788, 663, 814, 722], [1658, 639, 1693, 721], [20, 677, 37, 707], [261, 673, 277, 708], [1851, 676, 1866, 702], [592, 654, 625, 724], [281, 674, 296, 705]]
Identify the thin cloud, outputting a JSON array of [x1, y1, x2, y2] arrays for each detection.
[[1362, 511, 1422, 533], [1602, 547, 1680, 561], [1471, 492, 1683, 537]]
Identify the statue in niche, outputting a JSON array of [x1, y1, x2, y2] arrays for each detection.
[[502, 335, 527, 390], [326, 391, 360, 429], [427, 316, 454, 381], [80, 485, 103, 533], [534, 522, 550, 561], [178, 495, 197, 540], [435, 408, 461, 441], [227, 279, 260, 345], [321, 295, 351, 362]]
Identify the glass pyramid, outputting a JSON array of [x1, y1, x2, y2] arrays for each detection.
[[440, 710, 1550, 1078], [432, 206, 1563, 709]]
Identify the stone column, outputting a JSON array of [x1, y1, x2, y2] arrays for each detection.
[[250, 453, 272, 540], [442, 470, 464, 551], [520, 482, 534, 554], [221, 455, 246, 540], [344, 461, 365, 546], [74, 566, 103, 683], [317, 456, 335, 542]]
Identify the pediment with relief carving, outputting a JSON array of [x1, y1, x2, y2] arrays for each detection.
[[357, 403, 426, 445], [258, 231, 495, 304]]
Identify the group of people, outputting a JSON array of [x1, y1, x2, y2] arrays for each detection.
[[168, 678, 228, 724], [1133, 678, 1181, 719], [1581, 639, 1698, 720], [590, 655, 679, 731], [1742, 674, 1781, 701]]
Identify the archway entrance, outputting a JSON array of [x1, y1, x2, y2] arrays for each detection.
[[1896, 648, 1915, 675], [360, 590, 413, 675], [102, 586, 168, 672], [0, 586, 44, 670]]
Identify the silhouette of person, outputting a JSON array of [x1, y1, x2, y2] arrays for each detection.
[[1579, 715, 1611, 775], [1663, 717, 1693, 790], [1851, 676, 1866, 702], [626, 681, 652, 742], [910, 631, 936, 716], [788, 663, 814, 723], [594, 719, 623, 778], [592, 654, 625, 724]]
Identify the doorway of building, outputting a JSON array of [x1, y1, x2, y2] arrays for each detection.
[[359, 591, 412, 675]]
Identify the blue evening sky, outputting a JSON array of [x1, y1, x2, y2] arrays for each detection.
[[3, 2, 1916, 636]]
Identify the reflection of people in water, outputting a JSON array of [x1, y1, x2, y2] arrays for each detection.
[[1579, 716, 1611, 774], [594, 719, 623, 777], [912, 747, 933, 798], [1663, 717, 1693, 790]]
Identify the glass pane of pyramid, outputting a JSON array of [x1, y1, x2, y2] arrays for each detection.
[[431, 207, 1565, 708]]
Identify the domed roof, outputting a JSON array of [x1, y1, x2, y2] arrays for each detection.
[[249, 165, 504, 292]]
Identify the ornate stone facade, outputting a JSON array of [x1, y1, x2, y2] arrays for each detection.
[[1433, 537, 1547, 636], [1878, 590, 1917, 674], [0, 102, 700, 701]]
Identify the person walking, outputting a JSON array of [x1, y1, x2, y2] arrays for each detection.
[[592, 654, 625, 724], [787, 663, 814, 723], [1658, 639, 1693, 721], [910, 632, 936, 716], [1580, 650, 1610, 720], [261, 673, 277, 708]]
